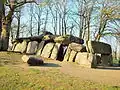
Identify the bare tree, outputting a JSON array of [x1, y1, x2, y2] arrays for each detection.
[[43, 8, 49, 31], [28, 3, 34, 36], [94, 0, 120, 41], [0, 0, 35, 50], [36, 7, 43, 35], [71, 0, 95, 39], [14, 7, 23, 39], [49, 5, 58, 35], [0, 1, 3, 36]]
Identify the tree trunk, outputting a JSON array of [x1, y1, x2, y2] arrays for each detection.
[[95, 20, 107, 41], [0, 1, 3, 38], [62, 18, 64, 35], [1, 24, 10, 50], [1, 9, 14, 50], [30, 13, 33, 36], [38, 22, 40, 35], [54, 10, 57, 35], [37, 8, 42, 35], [59, 14, 61, 35], [0, 13, 2, 37], [16, 15, 20, 39], [64, 17, 67, 35], [44, 9, 49, 31], [79, 0, 84, 38], [29, 4, 33, 36], [0, 4, 2, 50]]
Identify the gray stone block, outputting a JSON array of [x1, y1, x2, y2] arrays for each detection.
[[36, 41, 46, 56], [50, 43, 61, 60], [101, 54, 113, 66], [87, 41, 112, 54], [41, 43, 55, 58], [68, 50, 77, 62], [22, 55, 44, 66], [26, 41, 38, 54], [69, 43, 86, 52], [63, 46, 72, 62], [75, 52, 97, 68]]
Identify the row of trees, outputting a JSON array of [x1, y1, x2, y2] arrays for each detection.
[[0, 0, 120, 51], [0, 0, 35, 50]]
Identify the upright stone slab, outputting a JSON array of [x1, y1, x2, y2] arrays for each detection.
[[69, 43, 86, 52], [21, 40, 27, 53], [11, 42, 17, 51], [101, 54, 112, 66], [26, 41, 38, 54], [50, 43, 61, 60], [36, 41, 46, 56], [87, 41, 112, 54], [75, 52, 97, 68], [57, 45, 67, 61], [41, 43, 55, 58], [68, 50, 77, 62], [63, 46, 72, 62], [14, 43, 22, 52]]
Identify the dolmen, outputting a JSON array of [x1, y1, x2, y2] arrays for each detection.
[[63, 41, 112, 68], [10, 32, 113, 68], [87, 41, 112, 66]]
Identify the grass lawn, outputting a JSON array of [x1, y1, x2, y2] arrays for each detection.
[[0, 52, 119, 90]]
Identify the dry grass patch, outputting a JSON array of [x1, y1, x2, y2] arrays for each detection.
[[0, 52, 119, 90]]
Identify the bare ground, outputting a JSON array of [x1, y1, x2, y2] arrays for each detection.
[[1, 52, 120, 86], [19, 58, 120, 86]]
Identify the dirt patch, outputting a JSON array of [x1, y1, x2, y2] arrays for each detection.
[[1, 52, 120, 86], [60, 62, 120, 86], [19, 60, 120, 86]]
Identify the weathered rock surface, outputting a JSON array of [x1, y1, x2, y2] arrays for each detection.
[[101, 54, 113, 66], [68, 50, 77, 62], [50, 43, 61, 60], [7, 46, 12, 51], [54, 35, 84, 45], [36, 41, 46, 56], [15, 31, 53, 42], [41, 43, 55, 58], [22, 55, 44, 66], [63, 46, 71, 62], [26, 41, 38, 54], [11, 42, 18, 51], [75, 52, 97, 68], [87, 41, 112, 54], [22, 55, 31, 62], [43, 35, 55, 41], [69, 43, 86, 52], [14, 43, 22, 52], [21, 40, 27, 53], [27, 57, 44, 66]]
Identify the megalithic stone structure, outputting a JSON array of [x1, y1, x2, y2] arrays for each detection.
[[12, 33, 113, 68]]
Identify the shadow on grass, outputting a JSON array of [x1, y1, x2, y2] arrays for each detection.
[[96, 65, 120, 70], [29, 63, 61, 67], [42, 63, 61, 67]]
